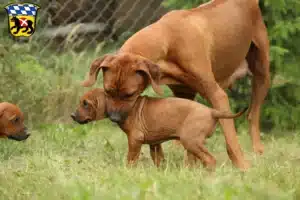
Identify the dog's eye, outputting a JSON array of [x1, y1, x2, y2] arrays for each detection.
[[83, 100, 89, 108], [124, 93, 135, 99], [13, 117, 20, 124]]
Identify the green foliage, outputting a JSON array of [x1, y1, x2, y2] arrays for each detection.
[[163, 0, 300, 81], [163, 0, 208, 9]]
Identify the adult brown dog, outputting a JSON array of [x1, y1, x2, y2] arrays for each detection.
[[71, 88, 247, 170], [0, 102, 30, 141], [81, 0, 270, 170]]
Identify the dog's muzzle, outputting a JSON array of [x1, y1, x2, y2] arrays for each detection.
[[71, 112, 91, 124], [7, 128, 30, 141]]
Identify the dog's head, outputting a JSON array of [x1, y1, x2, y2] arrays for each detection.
[[71, 88, 107, 124], [0, 102, 30, 141], [81, 52, 162, 123]]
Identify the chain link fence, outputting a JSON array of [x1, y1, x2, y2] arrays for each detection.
[[0, 0, 170, 123], [1, 0, 168, 54]]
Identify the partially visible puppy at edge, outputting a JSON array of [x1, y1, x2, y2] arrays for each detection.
[[0, 102, 30, 141], [71, 88, 247, 171]]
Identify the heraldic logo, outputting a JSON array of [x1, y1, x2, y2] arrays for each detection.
[[4, 3, 40, 37]]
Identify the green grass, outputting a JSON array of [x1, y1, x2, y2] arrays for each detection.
[[1, 35, 300, 200], [1, 120, 300, 200]]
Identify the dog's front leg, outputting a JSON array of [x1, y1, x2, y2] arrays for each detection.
[[13, 27, 20, 34], [127, 138, 142, 167]]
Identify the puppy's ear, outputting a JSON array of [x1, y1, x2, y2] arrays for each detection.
[[136, 60, 163, 95], [0, 104, 5, 118], [81, 55, 114, 87]]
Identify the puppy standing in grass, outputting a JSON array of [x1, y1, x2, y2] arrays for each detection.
[[0, 102, 30, 141], [71, 89, 247, 170]]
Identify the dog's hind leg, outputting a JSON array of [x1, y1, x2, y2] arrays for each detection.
[[149, 144, 165, 167], [181, 136, 216, 171], [27, 21, 34, 34], [27, 27, 34, 34], [179, 116, 217, 170], [184, 151, 198, 167], [22, 27, 29, 33], [246, 9, 270, 155]]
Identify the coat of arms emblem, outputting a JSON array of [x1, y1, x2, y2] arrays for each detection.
[[4, 3, 40, 37]]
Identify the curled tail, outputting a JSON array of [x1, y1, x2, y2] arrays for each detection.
[[211, 107, 248, 119]]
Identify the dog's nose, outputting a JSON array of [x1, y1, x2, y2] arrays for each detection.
[[23, 127, 30, 138], [70, 112, 76, 120], [108, 112, 122, 123]]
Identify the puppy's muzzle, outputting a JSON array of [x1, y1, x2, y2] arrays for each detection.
[[70, 112, 91, 124], [8, 127, 30, 141]]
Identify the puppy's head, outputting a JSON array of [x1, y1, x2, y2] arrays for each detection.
[[71, 88, 106, 124], [0, 102, 30, 141], [81, 52, 162, 123]]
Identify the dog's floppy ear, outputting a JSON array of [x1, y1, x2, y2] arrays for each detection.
[[0, 103, 6, 118], [136, 60, 163, 95], [81, 55, 113, 87]]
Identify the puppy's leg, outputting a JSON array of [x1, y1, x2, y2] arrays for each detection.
[[127, 138, 142, 167], [149, 144, 165, 167], [181, 138, 216, 171], [177, 60, 249, 170], [184, 151, 198, 167], [180, 116, 217, 170], [246, 11, 270, 155]]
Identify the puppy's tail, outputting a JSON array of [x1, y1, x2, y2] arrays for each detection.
[[211, 107, 248, 119]]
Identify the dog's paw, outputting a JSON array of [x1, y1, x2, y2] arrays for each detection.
[[253, 143, 264, 155]]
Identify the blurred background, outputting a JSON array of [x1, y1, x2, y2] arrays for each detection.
[[0, 0, 300, 132]]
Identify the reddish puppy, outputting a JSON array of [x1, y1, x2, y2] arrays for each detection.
[[0, 102, 30, 141], [71, 88, 247, 170]]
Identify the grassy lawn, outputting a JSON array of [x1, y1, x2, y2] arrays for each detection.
[[1, 120, 300, 200]]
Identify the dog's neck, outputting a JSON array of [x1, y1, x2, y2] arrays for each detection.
[[117, 96, 147, 134]]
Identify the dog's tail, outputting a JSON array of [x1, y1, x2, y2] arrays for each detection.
[[211, 107, 248, 119]]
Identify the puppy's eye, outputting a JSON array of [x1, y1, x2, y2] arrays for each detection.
[[83, 100, 89, 108], [13, 117, 20, 124]]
